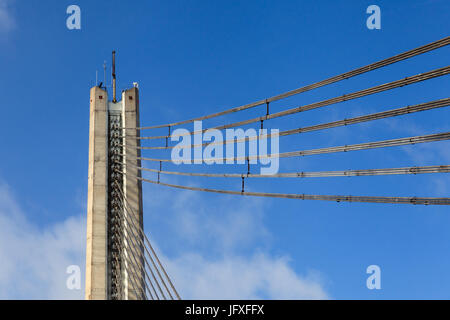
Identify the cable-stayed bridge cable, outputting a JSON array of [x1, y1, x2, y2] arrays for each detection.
[[117, 164, 450, 179], [120, 215, 166, 300], [117, 197, 170, 300], [114, 206, 164, 300], [115, 170, 450, 205], [125, 36, 450, 131], [137, 98, 450, 149], [113, 220, 154, 300], [124, 132, 450, 163], [136, 66, 450, 140], [115, 181, 181, 300]]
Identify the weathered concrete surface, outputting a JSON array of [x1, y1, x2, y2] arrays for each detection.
[[122, 87, 145, 300], [85, 86, 109, 300], [86, 86, 144, 300]]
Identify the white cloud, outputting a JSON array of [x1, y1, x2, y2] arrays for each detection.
[[0, 0, 15, 34], [0, 174, 329, 300], [399, 140, 450, 197], [0, 182, 85, 299], [143, 184, 330, 299], [164, 252, 328, 299], [162, 189, 271, 253]]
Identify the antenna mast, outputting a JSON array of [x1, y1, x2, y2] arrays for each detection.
[[112, 51, 117, 103]]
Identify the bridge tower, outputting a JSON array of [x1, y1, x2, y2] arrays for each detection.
[[85, 52, 144, 300]]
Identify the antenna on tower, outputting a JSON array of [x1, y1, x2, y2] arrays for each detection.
[[112, 51, 117, 103]]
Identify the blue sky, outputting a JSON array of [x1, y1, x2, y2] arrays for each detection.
[[0, 0, 449, 299]]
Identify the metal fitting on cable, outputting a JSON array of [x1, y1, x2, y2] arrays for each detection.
[[247, 157, 250, 176]]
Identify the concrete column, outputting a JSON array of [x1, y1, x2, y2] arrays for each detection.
[[122, 87, 145, 300], [86, 86, 109, 300]]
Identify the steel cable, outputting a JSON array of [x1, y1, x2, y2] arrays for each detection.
[[121, 219, 165, 300], [115, 169, 450, 205], [111, 201, 157, 300], [117, 163, 450, 179], [113, 224, 154, 300], [115, 180, 181, 300], [114, 207, 164, 300], [135, 66, 450, 140], [115, 251, 148, 300], [116, 197, 170, 300], [137, 98, 450, 149], [120, 132, 450, 163], [114, 236, 149, 300], [124, 37, 450, 131]]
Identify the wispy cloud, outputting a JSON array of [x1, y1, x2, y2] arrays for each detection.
[[0, 0, 15, 34], [164, 252, 328, 299], [0, 174, 329, 300], [144, 185, 330, 299], [0, 181, 85, 299], [400, 141, 450, 197]]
